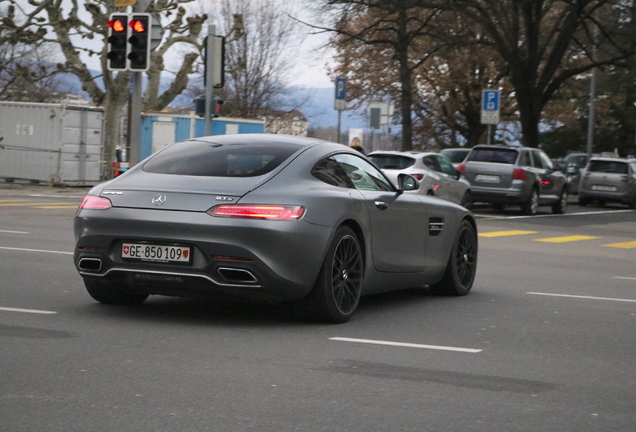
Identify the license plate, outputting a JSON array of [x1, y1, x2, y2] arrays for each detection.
[[122, 243, 191, 263], [592, 185, 617, 192], [476, 174, 500, 183]]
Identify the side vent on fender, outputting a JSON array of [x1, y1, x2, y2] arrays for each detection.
[[429, 217, 444, 236]]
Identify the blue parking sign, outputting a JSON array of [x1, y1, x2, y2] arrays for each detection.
[[481, 89, 500, 125], [334, 77, 346, 110], [482, 90, 500, 111]]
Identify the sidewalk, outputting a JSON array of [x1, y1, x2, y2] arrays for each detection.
[[0, 181, 93, 196]]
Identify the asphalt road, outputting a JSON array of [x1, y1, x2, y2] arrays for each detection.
[[1, 184, 635, 431]]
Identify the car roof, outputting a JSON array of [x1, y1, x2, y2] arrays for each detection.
[[368, 150, 438, 157], [183, 133, 325, 147]]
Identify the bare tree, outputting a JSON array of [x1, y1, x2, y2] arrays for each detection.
[[5, 0, 207, 165], [446, 0, 636, 147], [309, 0, 446, 151], [190, 0, 303, 119]]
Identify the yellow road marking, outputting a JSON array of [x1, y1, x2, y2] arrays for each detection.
[[0, 202, 73, 207], [603, 241, 636, 249], [33, 205, 78, 209], [533, 235, 599, 243], [479, 230, 537, 237]]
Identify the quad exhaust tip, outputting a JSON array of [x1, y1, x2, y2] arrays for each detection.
[[78, 258, 102, 272]]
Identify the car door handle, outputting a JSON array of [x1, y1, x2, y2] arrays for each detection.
[[375, 201, 388, 210]]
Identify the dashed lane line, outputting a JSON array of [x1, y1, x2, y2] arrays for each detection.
[[603, 241, 636, 249], [527, 292, 636, 303], [0, 246, 73, 255], [0, 306, 57, 314], [329, 337, 482, 353], [533, 235, 599, 243], [478, 230, 537, 237]]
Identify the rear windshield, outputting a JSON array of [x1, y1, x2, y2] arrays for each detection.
[[564, 154, 588, 168], [466, 148, 519, 164], [368, 154, 415, 170], [143, 141, 300, 177], [440, 149, 469, 163], [587, 160, 629, 174]]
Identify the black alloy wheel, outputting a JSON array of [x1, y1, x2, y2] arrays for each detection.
[[430, 220, 477, 296], [309, 226, 363, 323]]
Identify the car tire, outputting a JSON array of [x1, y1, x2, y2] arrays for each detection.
[[552, 188, 568, 214], [430, 220, 477, 296], [521, 188, 539, 215], [84, 280, 148, 305], [307, 226, 363, 324], [460, 191, 473, 210]]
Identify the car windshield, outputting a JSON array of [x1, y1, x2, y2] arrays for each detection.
[[440, 149, 469, 163], [466, 148, 519, 164], [587, 160, 629, 174], [368, 154, 415, 170], [142, 140, 300, 177]]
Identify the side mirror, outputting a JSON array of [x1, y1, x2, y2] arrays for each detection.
[[397, 173, 419, 194]]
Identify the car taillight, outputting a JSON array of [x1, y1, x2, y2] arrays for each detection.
[[78, 195, 112, 210], [513, 169, 527, 181], [209, 205, 305, 220], [457, 164, 465, 176], [411, 174, 424, 180]]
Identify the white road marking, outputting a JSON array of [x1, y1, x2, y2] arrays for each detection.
[[329, 337, 482, 353], [0, 230, 30, 234], [614, 276, 636, 281], [0, 306, 57, 314], [527, 292, 636, 303], [0, 246, 73, 255]]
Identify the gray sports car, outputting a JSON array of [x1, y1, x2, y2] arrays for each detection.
[[74, 134, 478, 323]]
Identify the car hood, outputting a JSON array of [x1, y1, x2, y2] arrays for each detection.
[[92, 171, 271, 212]]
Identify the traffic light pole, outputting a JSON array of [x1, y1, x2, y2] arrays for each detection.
[[129, 72, 142, 166], [204, 25, 216, 136]]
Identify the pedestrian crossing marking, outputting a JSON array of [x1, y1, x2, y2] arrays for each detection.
[[603, 241, 636, 249], [533, 235, 599, 243], [479, 230, 537, 237]]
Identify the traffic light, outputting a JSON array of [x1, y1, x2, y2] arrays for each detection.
[[107, 14, 128, 71], [127, 14, 151, 71], [213, 98, 224, 117]]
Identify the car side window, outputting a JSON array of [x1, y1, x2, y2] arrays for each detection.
[[531, 150, 545, 169], [435, 155, 457, 176], [539, 151, 554, 170], [519, 151, 532, 167], [423, 156, 440, 172], [333, 154, 394, 192], [311, 156, 355, 189]]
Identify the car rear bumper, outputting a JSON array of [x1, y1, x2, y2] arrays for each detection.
[[74, 207, 332, 303], [579, 188, 635, 204], [470, 185, 530, 204]]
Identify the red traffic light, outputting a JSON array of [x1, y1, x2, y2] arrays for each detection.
[[108, 19, 126, 33], [130, 19, 147, 33]]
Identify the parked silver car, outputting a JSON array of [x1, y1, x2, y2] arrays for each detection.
[[459, 145, 568, 215], [578, 157, 636, 208], [368, 151, 473, 209]]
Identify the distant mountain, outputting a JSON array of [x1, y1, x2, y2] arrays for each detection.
[[58, 71, 366, 129]]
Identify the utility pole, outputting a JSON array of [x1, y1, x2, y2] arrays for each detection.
[[204, 25, 216, 136]]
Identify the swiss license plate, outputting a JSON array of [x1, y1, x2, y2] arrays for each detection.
[[592, 185, 617, 192], [476, 174, 500, 183], [122, 243, 191, 263]]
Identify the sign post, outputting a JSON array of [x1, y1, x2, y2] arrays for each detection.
[[481, 89, 500, 145], [334, 77, 346, 144]]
